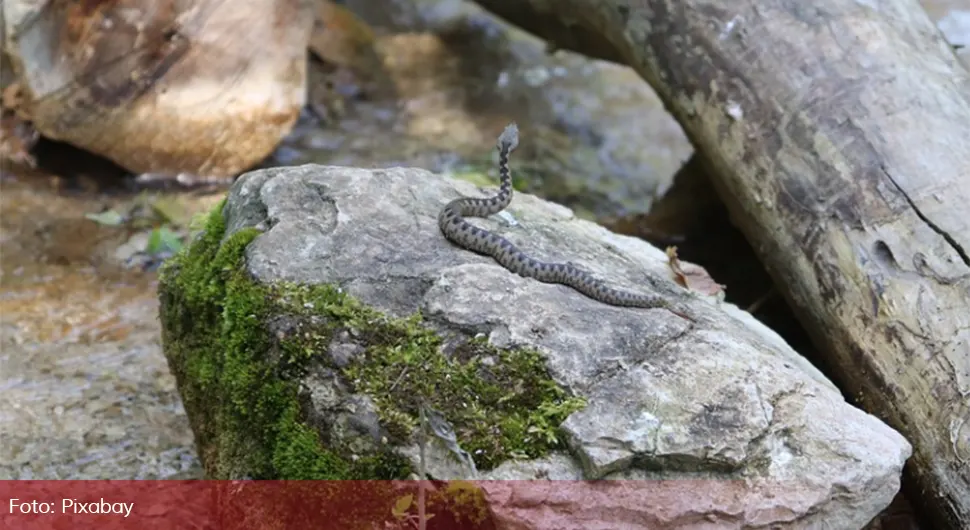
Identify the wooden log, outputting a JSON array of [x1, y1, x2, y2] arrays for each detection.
[[473, 0, 970, 528]]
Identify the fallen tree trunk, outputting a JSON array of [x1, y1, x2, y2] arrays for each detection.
[[473, 0, 970, 528]]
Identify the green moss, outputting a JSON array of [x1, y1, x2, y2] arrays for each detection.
[[160, 202, 347, 479], [343, 332, 585, 470], [272, 403, 348, 479], [273, 286, 587, 471], [158, 198, 585, 480]]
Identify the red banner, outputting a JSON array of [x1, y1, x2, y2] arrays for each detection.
[[3, 480, 492, 529], [2, 479, 753, 529]]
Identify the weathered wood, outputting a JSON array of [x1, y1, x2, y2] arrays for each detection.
[[2, 0, 312, 178], [473, 0, 970, 528]]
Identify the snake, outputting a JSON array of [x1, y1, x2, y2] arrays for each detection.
[[437, 123, 693, 321]]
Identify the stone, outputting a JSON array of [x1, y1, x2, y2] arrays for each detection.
[[162, 164, 911, 529]]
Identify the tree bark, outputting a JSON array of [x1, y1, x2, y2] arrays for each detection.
[[473, 0, 970, 528]]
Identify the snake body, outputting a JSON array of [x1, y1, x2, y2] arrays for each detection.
[[438, 123, 688, 317]]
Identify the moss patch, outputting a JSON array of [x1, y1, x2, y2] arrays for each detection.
[[159, 203, 351, 479], [158, 199, 585, 481], [286, 293, 587, 472]]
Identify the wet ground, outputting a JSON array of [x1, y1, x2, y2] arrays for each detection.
[[1, 0, 964, 526], [0, 175, 223, 478]]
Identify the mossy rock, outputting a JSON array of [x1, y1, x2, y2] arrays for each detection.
[[157, 200, 585, 483]]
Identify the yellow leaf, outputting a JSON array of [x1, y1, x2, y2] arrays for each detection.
[[391, 494, 413, 518]]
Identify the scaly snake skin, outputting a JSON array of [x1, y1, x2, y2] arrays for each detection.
[[438, 123, 692, 320]]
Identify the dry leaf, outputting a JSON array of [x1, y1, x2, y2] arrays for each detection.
[[666, 246, 725, 297]]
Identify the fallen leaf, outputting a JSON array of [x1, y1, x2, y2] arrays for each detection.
[[666, 246, 725, 297], [85, 210, 126, 226], [146, 226, 183, 255], [391, 493, 413, 519], [150, 196, 192, 227]]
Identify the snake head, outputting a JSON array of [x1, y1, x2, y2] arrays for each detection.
[[498, 122, 519, 151]]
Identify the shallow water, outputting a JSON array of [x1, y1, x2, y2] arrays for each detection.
[[0, 175, 219, 478]]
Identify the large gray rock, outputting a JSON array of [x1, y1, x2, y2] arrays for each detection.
[[218, 164, 910, 529]]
